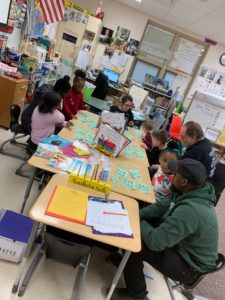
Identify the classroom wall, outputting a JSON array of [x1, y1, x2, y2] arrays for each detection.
[[74, 0, 225, 84]]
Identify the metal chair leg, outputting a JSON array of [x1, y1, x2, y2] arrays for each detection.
[[20, 168, 37, 214], [0, 133, 29, 161], [164, 276, 176, 300], [72, 252, 91, 300]]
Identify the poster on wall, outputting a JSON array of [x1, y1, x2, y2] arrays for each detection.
[[99, 27, 113, 44], [115, 26, 130, 42], [125, 38, 139, 56], [191, 65, 225, 98], [64, 7, 88, 24]]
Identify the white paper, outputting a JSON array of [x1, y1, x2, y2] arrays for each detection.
[[86, 200, 132, 235], [205, 128, 220, 142], [214, 112, 225, 131], [100, 111, 126, 131]]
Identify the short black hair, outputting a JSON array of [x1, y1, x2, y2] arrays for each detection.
[[122, 95, 133, 104], [74, 69, 86, 79], [159, 147, 179, 159], [39, 91, 62, 113], [73, 76, 85, 84], [53, 75, 71, 94]]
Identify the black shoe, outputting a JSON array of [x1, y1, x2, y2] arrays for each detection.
[[107, 288, 148, 300]]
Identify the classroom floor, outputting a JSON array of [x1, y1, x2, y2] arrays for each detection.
[[0, 127, 224, 300]]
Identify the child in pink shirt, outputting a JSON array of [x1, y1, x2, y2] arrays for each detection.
[[29, 91, 73, 152]]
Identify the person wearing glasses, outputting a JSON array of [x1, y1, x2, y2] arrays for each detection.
[[110, 95, 134, 126]]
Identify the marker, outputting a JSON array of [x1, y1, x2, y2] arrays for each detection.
[[102, 212, 128, 216]]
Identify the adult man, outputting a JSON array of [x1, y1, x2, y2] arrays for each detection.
[[111, 159, 218, 300], [180, 121, 215, 177]]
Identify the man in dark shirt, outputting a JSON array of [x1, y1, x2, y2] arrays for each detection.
[[110, 95, 134, 126], [180, 121, 216, 177]]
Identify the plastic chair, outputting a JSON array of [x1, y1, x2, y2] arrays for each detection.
[[168, 114, 182, 156], [169, 115, 182, 141], [0, 105, 29, 160], [92, 72, 109, 100], [17, 230, 92, 299], [164, 253, 225, 300]]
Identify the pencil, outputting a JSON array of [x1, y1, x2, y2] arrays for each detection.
[[91, 164, 96, 181], [77, 162, 82, 176], [94, 163, 99, 180], [102, 212, 128, 216]]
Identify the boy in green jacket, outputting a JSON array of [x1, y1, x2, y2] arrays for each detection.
[[111, 159, 218, 300]]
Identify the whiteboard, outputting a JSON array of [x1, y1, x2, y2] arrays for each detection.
[[184, 91, 225, 134]]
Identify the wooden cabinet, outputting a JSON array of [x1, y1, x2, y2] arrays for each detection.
[[0, 75, 28, 128]]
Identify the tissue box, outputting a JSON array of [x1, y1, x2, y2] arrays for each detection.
[[0, 210, 34, 263]]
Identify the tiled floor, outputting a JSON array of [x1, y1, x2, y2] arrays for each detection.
[[0, 127, 188, 300]]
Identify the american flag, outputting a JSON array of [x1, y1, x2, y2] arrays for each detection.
[[39, 0, 65, 24]]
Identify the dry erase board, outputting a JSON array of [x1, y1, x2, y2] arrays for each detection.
[[184, 91, 225, 134]]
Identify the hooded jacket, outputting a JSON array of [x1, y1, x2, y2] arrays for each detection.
[[140, 183, 218, 273]]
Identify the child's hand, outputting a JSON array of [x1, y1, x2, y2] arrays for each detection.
[[141, 143, 148, 149], [128, 121, 134, 127], [151, 164, 159, 170], [72, 114, 77, 119], [66, 120, 74, 129]]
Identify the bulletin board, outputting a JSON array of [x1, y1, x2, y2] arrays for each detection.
[[184, 91, 225, 143]]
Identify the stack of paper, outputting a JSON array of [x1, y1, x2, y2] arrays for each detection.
[[86, 197, 133, 238]]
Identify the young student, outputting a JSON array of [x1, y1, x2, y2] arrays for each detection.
[[146, 129, 168, 166], [74, 69, 86, 79], [110, 95, 134, 126], [141, 120, 153, 150], [152, 148, 178, 202], [146, 129, 168, 179], [62, 76, 88, 120], [28, 91, 73, 152], [21, 75, 71, 133]]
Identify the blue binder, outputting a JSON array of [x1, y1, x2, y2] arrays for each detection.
[[0, 210, 34, 243]]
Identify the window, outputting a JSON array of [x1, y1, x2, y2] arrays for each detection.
[[131, 61, 159, 84]]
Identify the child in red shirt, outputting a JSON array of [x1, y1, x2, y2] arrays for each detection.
[[62, 76, 88, 120], [141, 120, 153, 150]]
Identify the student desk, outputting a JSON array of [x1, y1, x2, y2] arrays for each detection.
[[20, 111, 155, 213], [14, 174, 141, 299], [84, 96, 111, 112]]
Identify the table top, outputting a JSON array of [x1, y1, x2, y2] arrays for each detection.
[[29, 174, 141, 252], [28, 111, 155, 203], [84, 96, 111, 111]]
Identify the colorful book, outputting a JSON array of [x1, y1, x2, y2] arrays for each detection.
[[94, 124, 131, 157], [97, 111, 126, 133], [35, 143, 62, 159], [40, 135, 72, 148]]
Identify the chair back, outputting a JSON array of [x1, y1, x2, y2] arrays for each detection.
[[44, 232, 91, 267], [10, 105, 21, 130], [185, 253, 225, 289], [92, 72, 109, 100], [169, 115, 182, 141], [209, 163, 225, 205]]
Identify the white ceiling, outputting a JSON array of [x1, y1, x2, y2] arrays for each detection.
[[116, 0, 225, 45]]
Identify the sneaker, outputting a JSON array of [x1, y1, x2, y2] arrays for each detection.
[[107, 288, 147, 300]]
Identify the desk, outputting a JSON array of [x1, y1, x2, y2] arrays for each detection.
[[14, 174, 141, 299], [20, 111, 155, 213], [84, 96, 111, 112]]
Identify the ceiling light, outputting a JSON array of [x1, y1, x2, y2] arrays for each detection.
[[134, 0, 142, 3]]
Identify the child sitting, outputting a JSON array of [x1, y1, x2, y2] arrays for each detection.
[[110, 95, 134, 126], [62, 75, 88, 120], [146, 129, 168, 165], [141, 120, 153, 150], [152, 148, 178, 202], [29, 91, 73, 152]]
